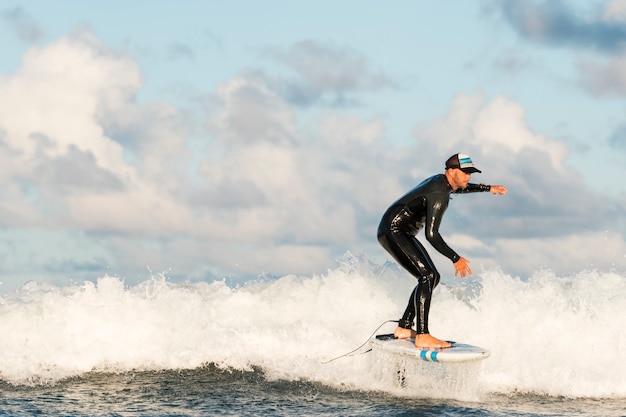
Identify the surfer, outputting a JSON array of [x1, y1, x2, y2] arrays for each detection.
[[377, 153, 507, 349]]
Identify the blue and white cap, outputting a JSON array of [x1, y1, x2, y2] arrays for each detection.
[[445, 153, 482, 173]]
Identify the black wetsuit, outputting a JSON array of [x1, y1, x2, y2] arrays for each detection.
[[377, 174, 490, 334]]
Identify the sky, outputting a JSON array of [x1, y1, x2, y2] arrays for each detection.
[[1, 0, 626, 292]]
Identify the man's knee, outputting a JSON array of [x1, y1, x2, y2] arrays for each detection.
[[421, 270, 440, 285]]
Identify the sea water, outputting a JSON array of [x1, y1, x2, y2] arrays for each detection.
[[1, 254, 625, 416]]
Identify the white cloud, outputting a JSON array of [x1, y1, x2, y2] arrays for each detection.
[[415, 94, 569, 172], [211, 75, 297, 146], [603, 0, 626, 22], [447, 234, 493, 254], [579, 54, 626, 96], [473, 96, 569, 171], [197, 72, 406, 255], [0, 30, 194, 236], [66, 187, 193, 235], [266, 40, 395, 107], [496, 231, 626, 276], [1, 29, 624, 291], [319, 113, 384, 146], [0, 31, 136, 169]]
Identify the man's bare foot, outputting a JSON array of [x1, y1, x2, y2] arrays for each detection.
[[393, 326, 416, 339], [415, 334, 451, 349]]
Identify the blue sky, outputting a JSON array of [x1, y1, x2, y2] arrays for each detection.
[[1, 0, 626, 292]]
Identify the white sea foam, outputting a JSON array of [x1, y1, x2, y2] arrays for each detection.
[[0, 253, 624, 398]]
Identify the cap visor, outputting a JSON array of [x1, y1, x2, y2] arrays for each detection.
[[461, 167, 481, 174]]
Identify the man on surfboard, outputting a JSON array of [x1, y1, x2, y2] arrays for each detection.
[[377, 153, 507, 349]]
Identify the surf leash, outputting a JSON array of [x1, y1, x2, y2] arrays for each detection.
[[321, 319, 398, 364]]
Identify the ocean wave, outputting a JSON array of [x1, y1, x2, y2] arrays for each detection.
[[1, 255, 624, 398]]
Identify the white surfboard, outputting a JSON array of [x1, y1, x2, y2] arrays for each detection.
[[370, 334, 490, 363]]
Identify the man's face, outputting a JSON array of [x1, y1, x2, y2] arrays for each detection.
[[451, 168, 471, 189]]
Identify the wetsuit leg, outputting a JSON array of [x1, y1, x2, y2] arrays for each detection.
[[378, 232, 441, 334]]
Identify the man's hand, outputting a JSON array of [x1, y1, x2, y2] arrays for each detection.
[[490, 185, 507, 196], [454, 257, 472, 278]]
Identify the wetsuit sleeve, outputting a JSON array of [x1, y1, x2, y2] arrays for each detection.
[[424, 194, 461, 263], [453, 183, 491, 194]]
